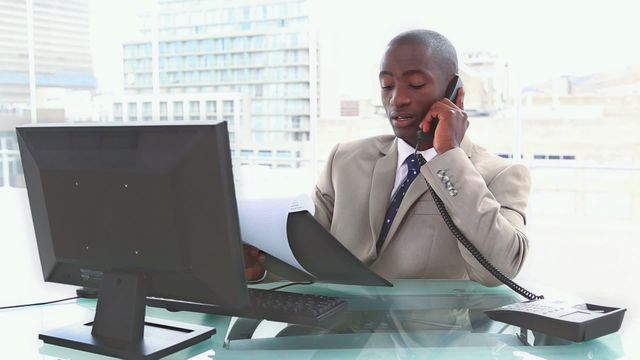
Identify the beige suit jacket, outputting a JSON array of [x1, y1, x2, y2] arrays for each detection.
[[313, 135, 531, 286]]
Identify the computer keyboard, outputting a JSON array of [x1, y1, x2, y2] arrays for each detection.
[[245, 288, 347, 324], [147, 288, 347, 326]]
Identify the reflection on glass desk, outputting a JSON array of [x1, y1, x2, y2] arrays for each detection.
[[222, 280, 625, 357], [21, 280, 627, 359]]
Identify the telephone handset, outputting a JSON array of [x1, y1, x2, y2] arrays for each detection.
[[413, 75, 626, 342], [415, 75, 463, 144]]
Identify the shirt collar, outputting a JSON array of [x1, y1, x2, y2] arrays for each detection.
[[396, 138, 437, 170]]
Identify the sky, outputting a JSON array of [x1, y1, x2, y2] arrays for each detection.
[[312, 0, 640, 102], [88, 0, 153, 94], [88, 0, 640, 100]]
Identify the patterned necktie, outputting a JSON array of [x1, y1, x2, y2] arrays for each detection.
[[376, 153, 427, 253]]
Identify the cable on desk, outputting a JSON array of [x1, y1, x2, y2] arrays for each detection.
[[0, 296, 79, 310], [268, 281, 314, 291]]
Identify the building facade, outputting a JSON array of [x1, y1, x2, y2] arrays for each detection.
[[0, 0, 96, 187], [122, 0, 316, 168], [0, 0, 95, 109]]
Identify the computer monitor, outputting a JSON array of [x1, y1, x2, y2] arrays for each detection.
[[17, 122, 248, 359]]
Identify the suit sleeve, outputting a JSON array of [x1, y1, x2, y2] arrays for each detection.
[[312, 144, 339, 231], [423, 148, 531, 286]]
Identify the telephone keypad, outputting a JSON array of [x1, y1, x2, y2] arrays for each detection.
[[502, 302, 566, 315]]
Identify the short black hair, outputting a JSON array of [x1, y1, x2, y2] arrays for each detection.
[[388, 29, 458, 80]]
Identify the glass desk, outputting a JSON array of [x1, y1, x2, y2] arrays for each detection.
[[2, 280, 629, 359]]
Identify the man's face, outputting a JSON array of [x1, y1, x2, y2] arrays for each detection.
[[379, 42, 446, 147]]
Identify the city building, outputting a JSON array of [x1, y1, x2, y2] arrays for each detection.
[[121, 0, 316, 168], [0, 0, 96, 187], [94, 92, 249, 159]]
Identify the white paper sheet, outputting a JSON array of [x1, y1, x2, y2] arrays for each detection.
[[237, 194, 314, 274]]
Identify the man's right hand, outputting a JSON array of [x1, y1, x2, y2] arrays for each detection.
[[243, 244, 266, 281]]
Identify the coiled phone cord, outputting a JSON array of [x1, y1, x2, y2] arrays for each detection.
[[427, 183, 544, 301]]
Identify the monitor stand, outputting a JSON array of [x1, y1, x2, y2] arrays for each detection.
[[39, 271, 216, 360]]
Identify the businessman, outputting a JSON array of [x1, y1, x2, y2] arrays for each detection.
[[246, 29, 531, 286]]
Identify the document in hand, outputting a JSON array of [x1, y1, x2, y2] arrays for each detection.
[[238, 196, 391, 287]]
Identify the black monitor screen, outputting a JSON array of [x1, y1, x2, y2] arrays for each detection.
[[18, 122, 248, 309]]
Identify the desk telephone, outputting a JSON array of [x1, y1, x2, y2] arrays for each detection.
[[416, 75, 626, 342], [485, 300, 626, 342]]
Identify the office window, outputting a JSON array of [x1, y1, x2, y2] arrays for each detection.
[[251, 100, 264, 113], [142, 102, 152, 115], [292, 132, 309, 142], [186, 56, 197, 68], [189, 100, 199, 113], [159, 101, 168, 115], [127, 102, 137, 121], [252, 132, 266, 143], [201, 39, 214, 52], [173, 101, 183, 114], [173, 101, 184, 120], [253, 117, 269, 130], [272, 116, 286, 129], [223, 100, 234, 113], [206, 100, 216, 113], [291, 116, 301, 129]]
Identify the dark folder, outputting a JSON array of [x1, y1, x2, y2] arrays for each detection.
[[263, 210, 392, 287]]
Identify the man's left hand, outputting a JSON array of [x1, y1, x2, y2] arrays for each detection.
[[419, 87, 468, 154], [243, 244, 267, 281]]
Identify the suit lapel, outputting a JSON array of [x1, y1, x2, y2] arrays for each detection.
[[379, 167, 429, 253], [369, 138, 397, 245], [377, 136, 475, 254]]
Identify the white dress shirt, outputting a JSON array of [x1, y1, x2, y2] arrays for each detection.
[[391, 138, 437, 199]]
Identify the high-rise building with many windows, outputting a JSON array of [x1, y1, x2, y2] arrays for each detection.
[[0, 0, 95, 187], [122, 0, 316, 168], [0, 0, 95, 106]]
